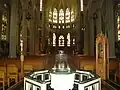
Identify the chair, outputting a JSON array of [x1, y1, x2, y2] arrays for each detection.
[[0, 71, 5, 90], [24, 64, 33, 75], [0, 66, 6, 76], [83, 65, 95, 71], [7, 64, 18, 87]]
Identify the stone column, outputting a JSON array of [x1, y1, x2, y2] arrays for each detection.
[[21, 0, 28, 56], [96, 11, 101, 34], [34, 11, 40, 55], [106, 0, 115, 58], [76, 0, 81, 52], [29, 18, 35, 55], [9, 0, 18, 58], [84, 11, 89, 55], [88, 17, 94, 56], [6, 8, 10, 42], [41, 1, 45, 52], [0, 4, 2, 41]]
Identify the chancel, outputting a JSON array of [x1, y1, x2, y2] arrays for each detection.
[[0, 0, 120, 90]]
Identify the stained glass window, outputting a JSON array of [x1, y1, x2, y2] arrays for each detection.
[[53, 25, 57, 28], [59, 35, 64, 46], [1, 11, 7, 40], [53, 33, 56, 46], [66, 25, 70, 28], [48, 8, 76, 23], [73, 38, 75, 44], [62, 25, 65, 29], [65, 8, 70, 23], [117, 16, 120, 41], [53, 8, 58, 23], [49, 9, 52, 22], [67, 33, 70, 46], [58, 25, 60, 29], [81, 0, 83, 11], [71, 10, 75, 22], [59, 9, 64, 23], [40, 0, 43, 11]]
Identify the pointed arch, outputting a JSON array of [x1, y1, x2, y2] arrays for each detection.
[[49, 9, 52, 22], [59, 35, 64, 46]]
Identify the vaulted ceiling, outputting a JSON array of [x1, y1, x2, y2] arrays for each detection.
[[45, 0, 78, 9]]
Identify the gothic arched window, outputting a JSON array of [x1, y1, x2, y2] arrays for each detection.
[[73, 38, 75, 45], [53, 33, 56, 46], [67, 33, 70, 46], [71, 10, 75, 22], [65, 8, 70, 23], [1, 11, 8, 40], [49, 9, 52, 22], [53, 8, 58, 23], [59, 9, 64, 23], [40, 0, 43, 11], [117, 15, 120, 40], [59, 35, 64, 46], [116, 3, 120, 41]]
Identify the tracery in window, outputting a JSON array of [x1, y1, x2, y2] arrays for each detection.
[[49, 9, 52, 22], [1, 11, 7, 40], [40, 0, 43, 11], [48, 8, 76, 23], [59, 9, 64, 23], [53, 8, 58, 23], [67, 33, 70, 46], [53, 33, 56, 46], [59, 35, 64, 47], [65, 8, 70, 23]]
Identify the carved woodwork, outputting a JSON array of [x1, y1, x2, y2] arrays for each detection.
[[96, 32, 109, 80]]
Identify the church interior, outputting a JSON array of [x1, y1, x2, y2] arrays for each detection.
[[0, 0, 120, 90]]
